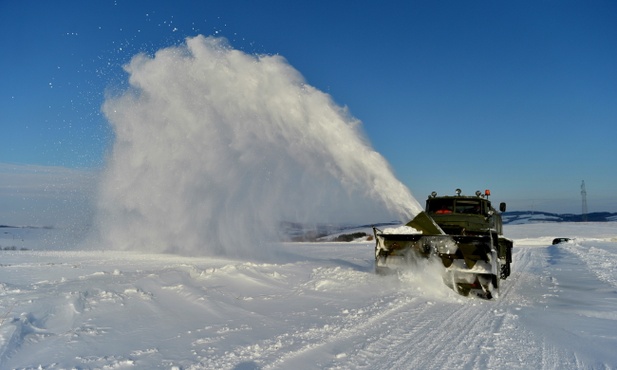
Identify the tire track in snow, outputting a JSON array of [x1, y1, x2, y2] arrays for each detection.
[[331, 255, 534, 370], [564, 241, 617, 288], [493, 242, 617, 369], [265, 291, 434, 369], [354, 296, 509, 370], [195, 267, 447, 369], [494, 245, 571, 369], [329, 244, 580, 370], [263, 274, 512, 370]]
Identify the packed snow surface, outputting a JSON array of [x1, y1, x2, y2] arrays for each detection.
[[1, 222, 616, 369]]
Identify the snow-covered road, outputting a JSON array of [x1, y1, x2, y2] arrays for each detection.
[[0, 222, 616, 369]]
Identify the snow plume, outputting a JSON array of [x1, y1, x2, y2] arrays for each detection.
[[95, 35, 422, 257]]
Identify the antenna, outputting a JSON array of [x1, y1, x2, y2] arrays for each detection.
[[581, 180, 588, 221]]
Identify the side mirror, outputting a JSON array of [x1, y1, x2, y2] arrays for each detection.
[[499, 202, 507, 212]]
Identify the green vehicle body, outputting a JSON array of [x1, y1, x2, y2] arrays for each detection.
[[373, 189, 513, 298]]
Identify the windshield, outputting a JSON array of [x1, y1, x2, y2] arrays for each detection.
[[427, 198, 486, 215]]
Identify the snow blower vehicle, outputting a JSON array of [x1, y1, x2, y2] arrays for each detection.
[[373, 189, 513, 299]]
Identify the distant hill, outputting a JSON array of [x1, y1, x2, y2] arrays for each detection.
[[503, 211, 617, 224], [280, 212, 617, 241], [280, 221, 399, 242]]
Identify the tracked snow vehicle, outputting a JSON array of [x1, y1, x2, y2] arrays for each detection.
[[373, 189, 513, 299]]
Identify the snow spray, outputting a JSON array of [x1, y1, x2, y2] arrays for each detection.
[[95, 35, 422, 257]]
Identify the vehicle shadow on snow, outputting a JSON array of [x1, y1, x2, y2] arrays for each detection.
[[233, 361, 261, 370], [547, 244, 566, 265]]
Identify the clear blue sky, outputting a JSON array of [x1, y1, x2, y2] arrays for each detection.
[[1, 1, 616, 214]]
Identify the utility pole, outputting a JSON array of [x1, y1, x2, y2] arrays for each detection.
[[581, 180, 588, 221]]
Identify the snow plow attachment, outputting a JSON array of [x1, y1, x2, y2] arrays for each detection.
[[404, 209, 444, 235], [373, 228, 500, 298], [373, 190, 513, 299]]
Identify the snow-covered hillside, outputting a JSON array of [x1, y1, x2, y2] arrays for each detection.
[[0, 222, 616, 369], [503, 211, 617, 224]]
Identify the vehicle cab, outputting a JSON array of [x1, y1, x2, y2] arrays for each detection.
[[426, 189, 506, 236]]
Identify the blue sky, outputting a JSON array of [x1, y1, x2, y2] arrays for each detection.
[[1, 0, 616, 215]]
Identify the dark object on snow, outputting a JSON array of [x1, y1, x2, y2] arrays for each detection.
[[335, 232, 368, 242], [552, 238, 571, 245], [373, 189, 513, 299]]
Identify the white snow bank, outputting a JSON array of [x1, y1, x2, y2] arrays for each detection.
[[380, 224, 422, 234]]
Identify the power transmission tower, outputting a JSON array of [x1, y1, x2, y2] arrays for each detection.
[[581, 180, 588, 221]]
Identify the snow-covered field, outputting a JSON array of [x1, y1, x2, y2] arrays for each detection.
[[1, 222, 616, 369]]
